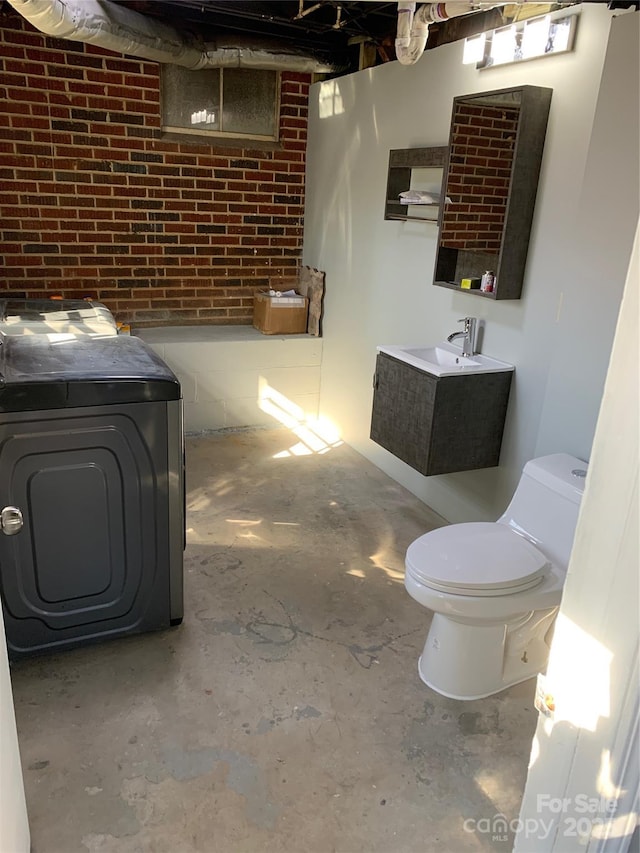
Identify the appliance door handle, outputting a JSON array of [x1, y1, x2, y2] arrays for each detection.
[[1, 506, 24, 536]]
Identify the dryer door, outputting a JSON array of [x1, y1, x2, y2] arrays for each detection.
[[0, 405, 171, 657]]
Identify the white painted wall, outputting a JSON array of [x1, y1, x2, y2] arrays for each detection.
[[0, 610, 30, 852], [514, 17, 640, 848], [514, 220, 639, 851], [303, 4, 639, 523], [136, 326, 322, 434]]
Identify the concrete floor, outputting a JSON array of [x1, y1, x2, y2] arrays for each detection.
[[11, 428, 539, 853]]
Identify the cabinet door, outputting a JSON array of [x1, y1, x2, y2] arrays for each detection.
[[428, 372, 512, 474], [371, 355, 513, 476], [0, 406, 171, 656], [370, 354, 436, 475]]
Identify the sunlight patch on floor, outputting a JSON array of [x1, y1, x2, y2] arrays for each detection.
[[346, 568, 366, 579], [368, 549, 404, 582]]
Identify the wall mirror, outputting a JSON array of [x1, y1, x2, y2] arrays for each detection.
[[433, 85, 552, 300]]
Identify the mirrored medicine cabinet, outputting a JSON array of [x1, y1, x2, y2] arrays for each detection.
[[434, 84, 552, 300]]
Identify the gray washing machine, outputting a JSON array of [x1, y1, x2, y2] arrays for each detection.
[[0, 332, 184, 658]]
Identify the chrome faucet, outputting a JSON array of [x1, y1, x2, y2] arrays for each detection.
[[447, 317, 477, 357]]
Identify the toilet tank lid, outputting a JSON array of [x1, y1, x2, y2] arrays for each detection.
[[523, 453, 588, 503], [406, 522, 550, 592]]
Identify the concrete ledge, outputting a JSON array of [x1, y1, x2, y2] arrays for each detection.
[[134, 325, 323, 433], [134, 325, 313, 345]]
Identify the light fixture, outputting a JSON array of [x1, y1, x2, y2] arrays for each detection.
[[521, 15, 550, 60], [462, 32, 486, 65], [547, 15, 574, 53], [490, 24, 517, 66], [462, 8, 579, 70]]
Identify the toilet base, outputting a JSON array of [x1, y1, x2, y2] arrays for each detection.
[[417, 609, 558, 700], [418, 657, 538, 701]]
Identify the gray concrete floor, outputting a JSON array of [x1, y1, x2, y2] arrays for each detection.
[[11, 428, 538, 853]]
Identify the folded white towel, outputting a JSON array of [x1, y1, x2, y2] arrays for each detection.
[[399, 190, 451, 205]]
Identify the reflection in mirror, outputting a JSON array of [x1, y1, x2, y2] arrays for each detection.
[[438, 92, 520, 284], [433, 85, 552, 300]]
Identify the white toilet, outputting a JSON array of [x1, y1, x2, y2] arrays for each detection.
[[404, 453, 588, 700]]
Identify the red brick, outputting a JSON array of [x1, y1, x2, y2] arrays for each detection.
[[0, 14, 310, 327]]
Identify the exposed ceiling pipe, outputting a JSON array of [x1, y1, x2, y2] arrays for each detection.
[[6, 0, 337, 72], [396, 1, 510, 65], [396, 2, 427, 65]]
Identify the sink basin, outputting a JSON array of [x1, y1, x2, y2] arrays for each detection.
[[403, 345, 482, 368], [377, 341, 514, 377]]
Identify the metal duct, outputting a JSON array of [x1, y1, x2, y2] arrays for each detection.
[[6, 0, 337, 72]]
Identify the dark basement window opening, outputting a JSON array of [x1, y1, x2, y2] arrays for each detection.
[[161, 66, 280, 142]]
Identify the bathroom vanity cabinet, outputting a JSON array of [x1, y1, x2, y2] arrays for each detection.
[[370, 353, 513, 475]]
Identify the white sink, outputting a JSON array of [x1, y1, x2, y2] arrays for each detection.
[[403, 345, 483, 368], [377, 341, 514, 377]]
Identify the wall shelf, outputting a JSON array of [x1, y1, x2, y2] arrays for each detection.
[[386, 210, 439, 223], [384, 146, 448, 223]]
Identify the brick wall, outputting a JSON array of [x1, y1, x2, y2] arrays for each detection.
[[440, 102, 518, 252], [0, 7, 309, 326]]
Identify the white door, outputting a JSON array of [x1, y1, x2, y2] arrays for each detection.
[[0, 608, 30, 852]]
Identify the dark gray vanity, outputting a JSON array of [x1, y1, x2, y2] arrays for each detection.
[[370, 344, 513, 476]]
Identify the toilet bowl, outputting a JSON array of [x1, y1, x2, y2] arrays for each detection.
[[404, 453, 588, 700]]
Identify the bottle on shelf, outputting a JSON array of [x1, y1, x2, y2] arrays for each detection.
[[480, 271, 495, 293]]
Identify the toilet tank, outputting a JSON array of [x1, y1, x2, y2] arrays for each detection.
[[498, 453, 588, 571]]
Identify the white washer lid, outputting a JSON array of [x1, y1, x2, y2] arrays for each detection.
[[406, 522, 550, 596]]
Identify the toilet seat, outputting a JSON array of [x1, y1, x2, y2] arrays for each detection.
[[405, 522, 550, 597]]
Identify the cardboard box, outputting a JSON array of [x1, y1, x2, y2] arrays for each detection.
[[253, 292, 308, 335]]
